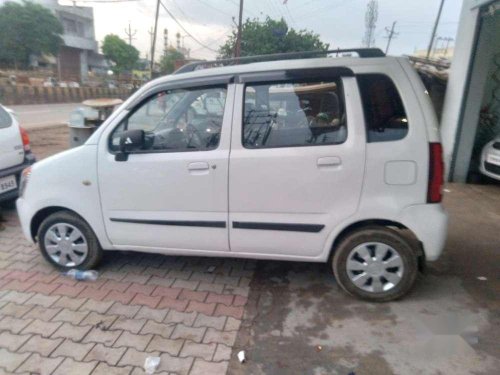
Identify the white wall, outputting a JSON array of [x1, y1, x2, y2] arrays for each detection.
[[440, 0, 499, 181], [440, 1, 481, 179], [452, 12, 499, 180]]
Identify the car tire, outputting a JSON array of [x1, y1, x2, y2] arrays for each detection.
[[38, 211, 102, 270], [332, 226, 419, 302]]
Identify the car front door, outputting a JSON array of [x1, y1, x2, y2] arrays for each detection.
[[97, 83, 234, 253], [228, 71, 366, 258]]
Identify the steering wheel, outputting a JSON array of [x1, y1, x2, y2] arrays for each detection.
[[185, 123, 203, 149]]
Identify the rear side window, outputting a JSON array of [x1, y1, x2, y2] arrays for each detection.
[[0, 106, 12, 129], [357, 74, 408, 142], [243, 79, 347, 149]]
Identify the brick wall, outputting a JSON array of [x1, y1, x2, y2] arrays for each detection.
[[0, 85, 133, 105]]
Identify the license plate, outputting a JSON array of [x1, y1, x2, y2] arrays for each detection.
[[0, 175, 17, 194], [487, 153, 500, 166]]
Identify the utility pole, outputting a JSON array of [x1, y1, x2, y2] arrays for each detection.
[[443, 37, 454, 56], [148, 28, 154, 52], [124, 22, 137, 45], [163, 28, 169, 55], [426, 0, 445, 59], [433, 36, 443, 56], [362, 0, 378, 48], [384, 21, 398, 54], [150, 0, 161, 76], [235, 0, 244, 58]]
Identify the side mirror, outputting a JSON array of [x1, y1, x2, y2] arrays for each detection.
[[115, 129, 145, 161]]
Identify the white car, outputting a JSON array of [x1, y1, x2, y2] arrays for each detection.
[[0, 105, 35, 207], [480, 136, 500, 181], [17, 49, 448, 301]]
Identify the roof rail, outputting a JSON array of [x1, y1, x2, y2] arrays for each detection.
[[174, 48, 385, 74]]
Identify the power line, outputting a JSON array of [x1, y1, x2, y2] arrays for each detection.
[[190, 31, 232, 54], [226, 0, 258, 18], [283, 2, 297, 27], [194, 0, 234, 17], [159, 0, 219, 52], [168, 0, 200, 26], [71, 0, 140, 3], [289, 0, 323, 12], [298, 0, 350, 23], [265, 0, 281, 19]]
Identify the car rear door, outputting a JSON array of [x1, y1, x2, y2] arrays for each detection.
[[228, 69, 366, 258]]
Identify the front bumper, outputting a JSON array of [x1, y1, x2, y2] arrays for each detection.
[[480, 161, 500, 181], [0, 154, 36, 204]]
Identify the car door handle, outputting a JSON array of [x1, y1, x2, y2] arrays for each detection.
[[317, 156, 342, 167], [188, 162, 210, 171]]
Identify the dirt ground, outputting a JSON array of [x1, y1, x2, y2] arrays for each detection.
[[27, 125, 69, 160]]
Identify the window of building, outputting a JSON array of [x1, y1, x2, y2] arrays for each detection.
[[62, 18, 77, 35], [357, 74, 409, 142], [243, 79, 347, 149], [110, 86, 227, 153]]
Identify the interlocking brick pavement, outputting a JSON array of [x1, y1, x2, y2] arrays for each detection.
[[0, 208, 255, 374]]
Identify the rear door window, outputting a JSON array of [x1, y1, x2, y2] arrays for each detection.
[[357, 74, 408, 142], [243, 79, 347, 148], [0, 106, 12, 129]]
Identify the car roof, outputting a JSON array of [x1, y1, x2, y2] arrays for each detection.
[[157, 56, 399, 85], [124, 56, 403, 110]]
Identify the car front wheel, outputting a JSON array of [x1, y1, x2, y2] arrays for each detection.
[[38, 211, 102, 270], [332, 226, 419, 302]]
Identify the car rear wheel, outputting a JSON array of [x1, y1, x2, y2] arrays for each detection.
[[38, 211, 102, 270], [332, 226, 418, 302]]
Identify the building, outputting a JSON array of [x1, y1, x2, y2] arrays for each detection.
[[440, 0, 500, 182], [38, 0, 108, 82]]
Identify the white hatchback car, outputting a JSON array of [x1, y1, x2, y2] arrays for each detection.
[[0, 104, 35, 207], [17, 49, 448, 301], [480, 136, 500, 181]]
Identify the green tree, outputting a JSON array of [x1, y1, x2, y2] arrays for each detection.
[[160, 48, 185, 74], [102, 34, 140, 74], [219, 17, 328, 58], [0, 0, 63, 68]]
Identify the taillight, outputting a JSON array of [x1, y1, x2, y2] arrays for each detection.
[[427, 142, 444, 203], [19, 166, 32, 198], [19, 126, 31, 152]]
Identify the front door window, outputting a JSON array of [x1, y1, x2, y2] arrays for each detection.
[[110, 86, 227, 153]]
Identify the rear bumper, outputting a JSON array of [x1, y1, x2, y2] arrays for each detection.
[[0, 154, 36, 203], [399, 203, 448, 262]]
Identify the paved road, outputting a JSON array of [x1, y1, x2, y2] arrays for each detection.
[[230, 183, 500, 375], [9, 103, 80, 129]]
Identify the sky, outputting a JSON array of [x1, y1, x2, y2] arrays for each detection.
[[42, 0, 464, 60]]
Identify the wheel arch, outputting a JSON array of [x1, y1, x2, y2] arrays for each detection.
[[30, 206, 85, 242], [328, 218, 425, 270]]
